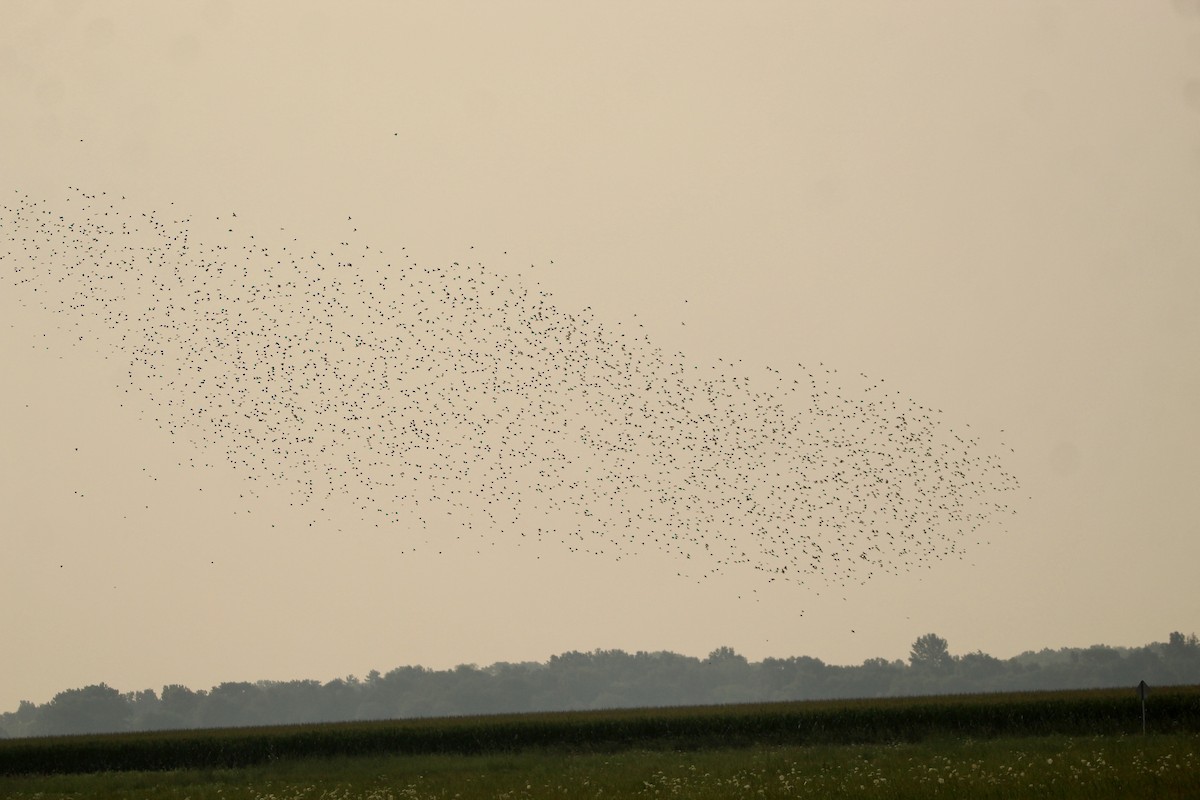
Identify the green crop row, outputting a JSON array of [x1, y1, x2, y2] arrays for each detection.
[[2, 685, 1197, 776]]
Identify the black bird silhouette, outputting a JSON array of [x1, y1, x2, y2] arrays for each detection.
[[2, 188, 1020, 596]]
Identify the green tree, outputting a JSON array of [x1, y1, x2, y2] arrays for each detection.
[[957, 650, 1006, 682], [159, 684, 204, 728], [1167, 631, 1198, 651], [705, 646, 748, 666], [909, 633, 953, 670], [39, 684, 130, 735]]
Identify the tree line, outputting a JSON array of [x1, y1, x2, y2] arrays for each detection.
[[3, 631, 1197, 738]]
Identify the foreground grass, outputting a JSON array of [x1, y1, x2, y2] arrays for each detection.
[[2, 733, 1197, 799]]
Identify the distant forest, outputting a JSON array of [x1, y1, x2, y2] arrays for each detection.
[[3, 632, 1197, 739]]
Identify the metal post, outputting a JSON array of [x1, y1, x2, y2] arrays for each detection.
[[1138, 680, 1148, 735]]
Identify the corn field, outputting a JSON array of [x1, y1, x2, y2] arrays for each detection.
[[2, 685, 1198, 777]]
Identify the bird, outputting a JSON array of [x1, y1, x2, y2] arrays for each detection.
[[2, 187, 1021, 604]]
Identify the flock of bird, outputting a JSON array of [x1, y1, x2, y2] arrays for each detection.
[[2, 188, 1020, 593]]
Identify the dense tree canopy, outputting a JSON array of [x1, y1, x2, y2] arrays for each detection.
[[3, 632, 1197, 738]]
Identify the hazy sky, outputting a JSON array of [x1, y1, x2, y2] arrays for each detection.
[[2, 1, 1199, 712]]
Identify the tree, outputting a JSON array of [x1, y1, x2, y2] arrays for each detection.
[[705, 646, 748, 665], [159, 684, 204, 728], [957, 650, 1006, 682], [201, 682, 259, 727], [1163, 631, 1200, 682], [1167, 631, 1198, 651], [39, 683, 130, 735], [909, 633, 953, 670]]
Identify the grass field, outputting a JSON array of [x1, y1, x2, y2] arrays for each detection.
[[2, 733, 1197, 799], [2, 687, 1198, 798]]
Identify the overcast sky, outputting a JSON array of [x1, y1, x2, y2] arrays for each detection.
[[2, 1, 1199, 712]]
